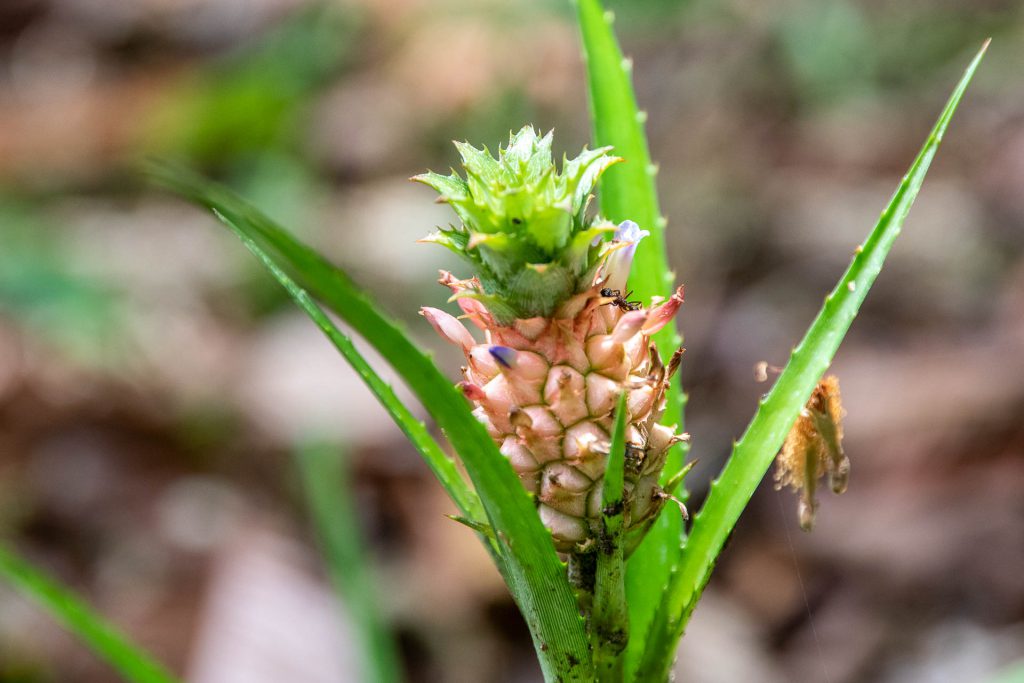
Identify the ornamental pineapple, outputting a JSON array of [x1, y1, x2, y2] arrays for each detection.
[[416, 126, 686, 553]]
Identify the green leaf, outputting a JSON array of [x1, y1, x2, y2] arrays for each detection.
[[214, 204, 484, 525], [563, 224, 616, 273], [0, 543, 179, 683], [153, 168, 481, 517], [151, 166, 594, 681], [574, 0, 688, 672], [297, 443, 402, 683], [419, 228, 470, 259], [470, 232, 544, 280], [561, 146, 619, 217], [591, 392, 629, 682], [446, 515, 496, 539], [455, 141, 503, 189], [575, 0, 681, 380], [223, 214, 502, 580], [633, 40, 990, 682], [411, 171, 469, 202], [524, 205, 572, 254]]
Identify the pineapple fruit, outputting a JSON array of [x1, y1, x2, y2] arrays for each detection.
[[416, 127, 686, 553]]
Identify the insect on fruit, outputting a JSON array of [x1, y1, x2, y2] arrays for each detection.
[[600, 287, 642, 312]]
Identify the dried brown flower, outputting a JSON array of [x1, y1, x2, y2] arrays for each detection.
[[774, 374, 849, 531]]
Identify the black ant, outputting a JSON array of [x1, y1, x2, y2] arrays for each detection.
[[600, 287, 642, 312]]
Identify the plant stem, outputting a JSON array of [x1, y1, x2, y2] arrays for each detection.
[[591, 393, 630, 681]]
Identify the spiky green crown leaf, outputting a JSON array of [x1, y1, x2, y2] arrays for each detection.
[[415, 126, 620, 320]]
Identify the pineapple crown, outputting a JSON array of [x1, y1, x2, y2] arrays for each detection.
[[414, 126, 634, 322]]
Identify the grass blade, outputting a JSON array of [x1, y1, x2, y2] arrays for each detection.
[[152, 168, 594, 681], [591, 392, 629, 682], [213, 203, 483, 524], [574, 0, 688, 670], [0, 544, 179, 683], [634, 41, 990, 681], [297, 442, 402, 683]]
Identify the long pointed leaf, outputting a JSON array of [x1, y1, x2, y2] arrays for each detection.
[[215, 206, 586, 677], [297, 443, 402, 683], [217, 209, 483, 524], [152, 168, 594, 680], [217, 207, 500, 574], [591, 392, 629, 682], [0, 544, 179, 683], [574, 0, 688, 670], [634, 41, 989, 681]]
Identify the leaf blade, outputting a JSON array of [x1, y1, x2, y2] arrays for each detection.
[[0, 544, 179, 683], [574, 1, 688, 671], [575, 0, 683, 419], [591, 392, 629, 682], [152, 168, 594, 681], [212, 203, 482, 523], [634, 40, 990, 681]]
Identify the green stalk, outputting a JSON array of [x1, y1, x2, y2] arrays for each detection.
[[591, 393, 629, 681]]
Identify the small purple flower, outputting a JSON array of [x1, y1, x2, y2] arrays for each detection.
[[605, 220, 650, 291], [614, 220, 647, 243], [488, 345, 518, 369]]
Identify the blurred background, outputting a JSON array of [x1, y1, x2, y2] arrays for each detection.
[[0, 0, 1022, 681]]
